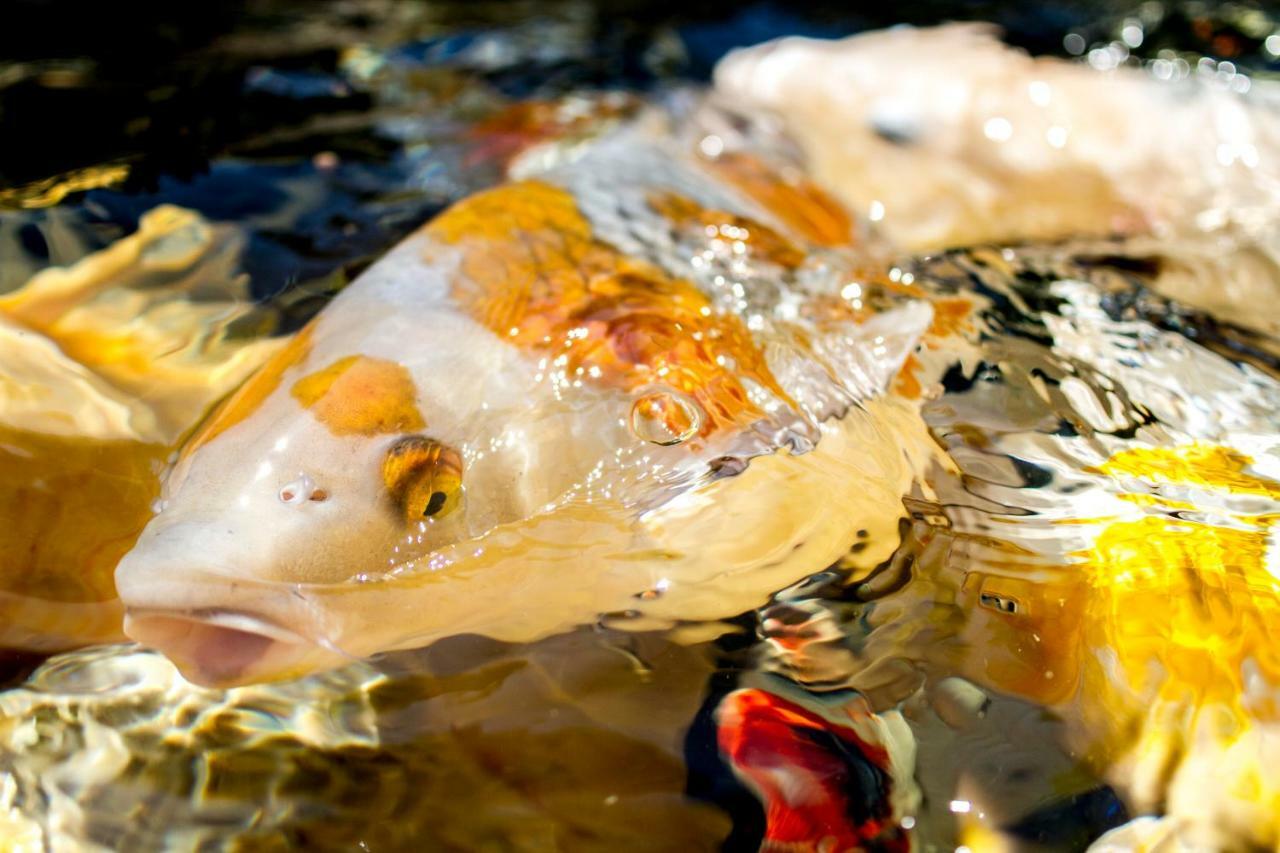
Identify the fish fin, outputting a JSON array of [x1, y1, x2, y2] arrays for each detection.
[[856, 300, 934, 394]]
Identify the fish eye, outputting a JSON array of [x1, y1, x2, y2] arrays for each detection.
[[868, 97, 921, 146], [382, 435, 464, 522]]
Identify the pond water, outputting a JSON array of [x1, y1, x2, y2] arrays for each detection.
[[3, 2, 1280, 851]]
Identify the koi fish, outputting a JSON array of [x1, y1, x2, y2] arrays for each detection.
[[114, 115, 942, 687], [715, 24, 1280, 253], [714, 686, 917, 852]]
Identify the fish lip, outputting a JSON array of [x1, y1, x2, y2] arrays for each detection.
[[146, 606, 309, 646], [123, 606, 313, 687]]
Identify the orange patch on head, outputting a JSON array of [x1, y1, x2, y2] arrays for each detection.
[[427, 180, 790, 437], [184, 323, 315, 454], [702, 152, 854, 248], [292, 355, 425, 437], [648, 191, 805, 269]]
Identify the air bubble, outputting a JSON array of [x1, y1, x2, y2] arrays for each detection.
[[629, 389, 703, 446]]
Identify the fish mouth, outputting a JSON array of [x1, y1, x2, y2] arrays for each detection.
[[123, 608, 316, 688]]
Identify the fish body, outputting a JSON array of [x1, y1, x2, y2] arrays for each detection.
[[72, 25, 1280, 690], [115, 117, 939, 686]]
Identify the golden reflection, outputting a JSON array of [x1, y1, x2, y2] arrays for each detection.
[[0, 164, 130, 210], [0, 206, 284, 441], [0, 427, 158, 650]]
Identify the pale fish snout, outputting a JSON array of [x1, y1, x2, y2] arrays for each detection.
[[114, 522, 350, 687]]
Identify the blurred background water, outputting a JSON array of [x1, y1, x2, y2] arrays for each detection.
[[5, 0, 1280, 302]]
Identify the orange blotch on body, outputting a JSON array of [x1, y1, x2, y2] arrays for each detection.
[[647, 191, 805, 269], [926, 297, 975, 341], [892, 354, 925, 401], [292, 355, 425, 437], [426, 180, 791, 437], [467, 94, 638, 170], [702, 151, 855, 248]]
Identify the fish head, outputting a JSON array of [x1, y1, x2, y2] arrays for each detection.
[[113, 236, 581, 686], [115, 180, 933, 688], [713, 24, 1157, 247], [113, 318, 768, 688]]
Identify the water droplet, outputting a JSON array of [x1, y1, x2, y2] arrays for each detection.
[[629, 389, 703, 446]]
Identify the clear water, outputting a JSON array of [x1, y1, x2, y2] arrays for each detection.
[[4, 3, 1280, 851]]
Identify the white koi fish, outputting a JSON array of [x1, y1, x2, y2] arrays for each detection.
[[715, 24, 1280, 253], [115, 119, 943, 686]]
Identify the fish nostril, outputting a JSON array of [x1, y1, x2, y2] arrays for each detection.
[[279, 473, 324, 505]]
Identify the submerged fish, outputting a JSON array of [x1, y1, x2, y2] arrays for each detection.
[[714, 685, 917, 852], [114, 115, 942, 687]]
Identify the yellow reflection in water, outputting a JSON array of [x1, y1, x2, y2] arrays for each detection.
[[0, 164, 130, 210], [1076, 444, 1280, 837], [1082, 445, 1280, 718], [1092, 443, 1280, 499], [924, 442, 1280, 846], [0, 207, 285, 652]]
